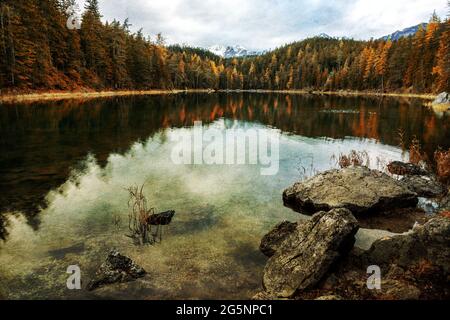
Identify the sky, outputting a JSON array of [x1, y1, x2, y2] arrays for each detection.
[[75, 0, 448, 50]]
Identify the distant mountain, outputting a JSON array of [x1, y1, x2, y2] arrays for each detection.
[[207, 45, 264, 58], [317, 33, 332, 39], [206, 24, 428, 58], [381, 23, 427, 41]]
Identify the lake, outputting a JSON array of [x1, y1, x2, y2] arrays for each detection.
[[0, 93, 449, 299]]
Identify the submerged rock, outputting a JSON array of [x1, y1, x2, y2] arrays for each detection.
[[387, 161, 428, 176], [283, 167, 418, 215], [262, 208, 359, 298], [87, 249, 146, 291], [400, 175, 445, 198], [259, 221, 299, 257]]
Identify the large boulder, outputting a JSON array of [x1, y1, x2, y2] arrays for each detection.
[[400, 175, 445, 198], [362, 216, 450, 273], [283, 167, 418, 215], [262, 209, 359, 298], [87, 249, 146, 291], [259, 221, 299, 257], [259, 216, 450, 300]]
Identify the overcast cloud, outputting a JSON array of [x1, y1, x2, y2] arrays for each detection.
[[75, 0, 448, 50]]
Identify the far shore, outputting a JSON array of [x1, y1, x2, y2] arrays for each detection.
[[0, 89, 437, 104], [234, 89, 437, 100], [0, 89, 210, 104]]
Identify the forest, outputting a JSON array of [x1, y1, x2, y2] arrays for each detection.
[[0, 0, 449, 94]]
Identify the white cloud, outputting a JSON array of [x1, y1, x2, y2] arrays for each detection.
[[76, 0, 448, 50]]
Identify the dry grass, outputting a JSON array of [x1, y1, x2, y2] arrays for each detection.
[[1, 89, 436, 104], [397, 129, 407, 151], [126, 183, 156, 245], [409, 137, 426, 166], [434, 148, 450, 184], [415, 259, 438, 277], [331, 150, 370, 169], [0, 89, 211, 104]]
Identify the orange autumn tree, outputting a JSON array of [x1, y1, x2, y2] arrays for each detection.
[[375, 40, 393, 92], [0, 2, 449, 93], [433, 14, 450, 92]]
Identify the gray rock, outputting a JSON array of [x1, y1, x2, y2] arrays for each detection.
[[283, 167, 418, 215], [400, 175, 445, 198], [433, 92, 450, 105], [387, 161, 428, 176], [262, 209, 359, 298], [260, 221, 299, 257], [87, 249, 146, 291], [362, 216, 450, 274]]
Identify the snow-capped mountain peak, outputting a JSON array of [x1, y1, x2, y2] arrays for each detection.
[[207, 45, 263, 58], [317, 33, 332, 39], [381, 23, 428, 41]]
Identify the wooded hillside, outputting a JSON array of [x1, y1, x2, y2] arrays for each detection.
[[0, 0, 448, 93]]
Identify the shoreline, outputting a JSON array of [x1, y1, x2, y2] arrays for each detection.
[[227, 89, 437, 100], [0, 89, 437, 104], [0, 89, 212, 104]]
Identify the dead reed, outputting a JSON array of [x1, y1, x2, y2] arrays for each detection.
[[332, 150, 370, 169], [126, 183, 155, 245]]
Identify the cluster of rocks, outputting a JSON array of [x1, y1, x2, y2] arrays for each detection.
[[284, 163, 448, 217], [256, 165, 449, 300]]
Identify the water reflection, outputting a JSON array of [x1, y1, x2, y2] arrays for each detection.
[[1, 94, 448, 218]]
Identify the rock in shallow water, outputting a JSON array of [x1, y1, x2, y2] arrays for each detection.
[[87, 249, 146, 291], [147, 210, 175, 225], [259, 221, 299, 257], [283, 166, 418, 215], [262, 208, 359, 298]]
